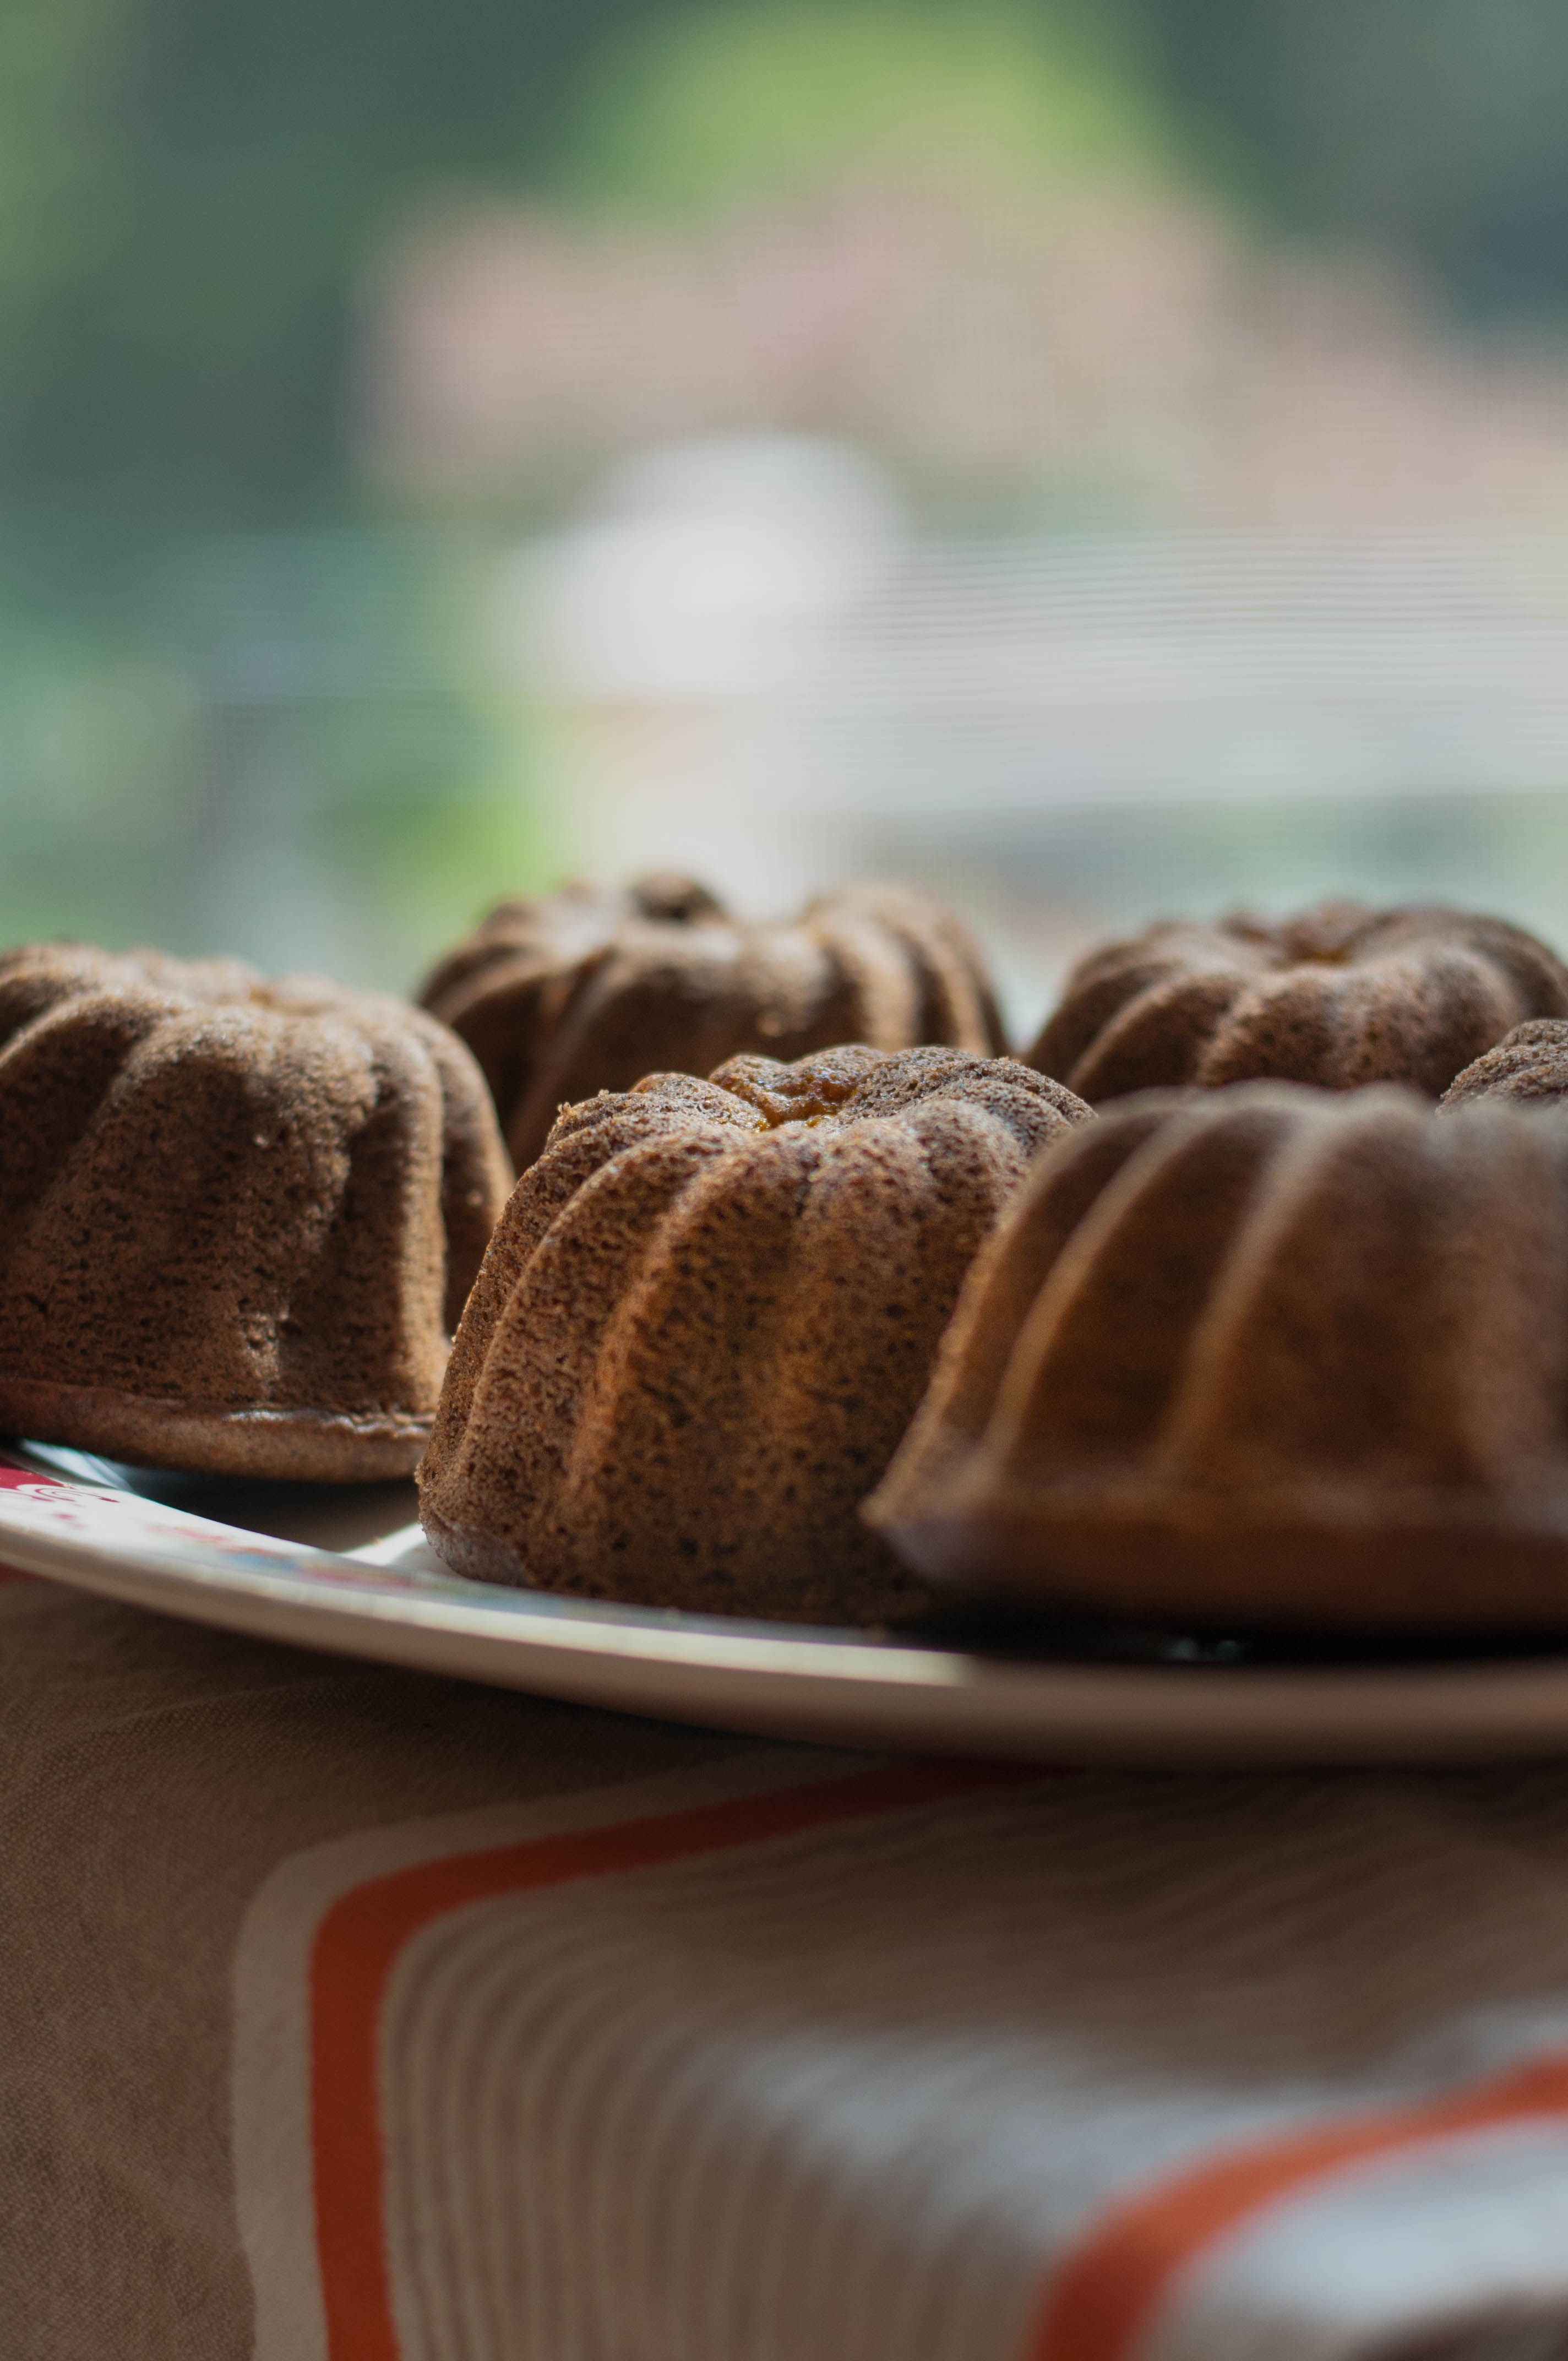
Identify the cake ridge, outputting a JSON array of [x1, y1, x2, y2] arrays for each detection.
[[1028, 900, 1568, 1103], [418, 1042, 1091, 1623], [867, 1082, 1568, 1629], [421, 876, 1008, 1171], [0, 941, 511, 1478]]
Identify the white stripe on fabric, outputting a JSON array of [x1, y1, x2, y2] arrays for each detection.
[[1139, 2125, 1568, 2361], [235, 1758, 1568, 2361], [231, 1744, 863, 2361], [376, 1770, 1568, 2361]]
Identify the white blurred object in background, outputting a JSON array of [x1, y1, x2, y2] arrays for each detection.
[[494, 434, 907, 912], [496, 430, 1568, 1039]]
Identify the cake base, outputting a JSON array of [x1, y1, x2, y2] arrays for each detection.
[[418, 1499, 932, 1627], [0, 1372, 431, 1483], [416, 1502, 525, 1587], [879, 1485, 1568, 1632]]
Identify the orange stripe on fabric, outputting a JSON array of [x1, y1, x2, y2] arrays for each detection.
[[1030, 2048, 1568, 2361], [310, 1756, 1035, 2361]]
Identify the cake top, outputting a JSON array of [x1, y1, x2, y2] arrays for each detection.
[[1440, 1018, 1568, 1109], [1031, 899, 1568, 1101], [542, 1044, 1092, 1157], [434, 1042, 1090, 1448], [0, 937, 513, 1340], [420, 873, 1010, 1169], [648, 1044, 1079, 1133], [0, 940, 424, 1035]]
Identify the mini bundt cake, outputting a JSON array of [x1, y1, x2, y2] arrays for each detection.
[[0, 943, 512, 1478], [1027, 901, 1568, 1102], [420, 874, 1008, 1170], [418, 1044, 1090, 1624], [1441, 1018, 1568, 1109], [867, 1084, 1568, 1629]]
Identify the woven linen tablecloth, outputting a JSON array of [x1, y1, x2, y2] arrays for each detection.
[[5, 1563, 1568, 2361]]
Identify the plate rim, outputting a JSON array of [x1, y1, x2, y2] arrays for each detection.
[[4, 1456, 1568, 1765]]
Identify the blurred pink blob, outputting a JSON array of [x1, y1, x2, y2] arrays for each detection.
[[358, 178, 1568, 529]]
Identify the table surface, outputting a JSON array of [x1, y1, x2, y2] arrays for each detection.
[[5, 1552, 1568, 2361]]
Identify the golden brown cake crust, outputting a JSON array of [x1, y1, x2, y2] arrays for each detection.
[[417, 1045, 1091, 1624], [0, 1378, 429, 1481], [420, 875, 1009, 1171], [1440, 1018, 1568, 1109], [867, 1082, 1568, 1630], [1027, 901, 1568, 1103], [0, 943, 512, 1479]]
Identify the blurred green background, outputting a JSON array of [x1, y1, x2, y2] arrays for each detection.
[[5, 0, 1568, 1022]]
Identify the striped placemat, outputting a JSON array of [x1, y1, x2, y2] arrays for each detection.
[[2, 1562, 1567, 2358]]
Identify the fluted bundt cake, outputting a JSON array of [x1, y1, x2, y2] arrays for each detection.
[[867, 1083, 1568, 1629], [1027, 901, 1568, 1103], [418, 1044, 1090, 1624], [420, 874, 1008, 1171], [0, 943, 511, 1478], [1441, 1018, 1568, 1109]]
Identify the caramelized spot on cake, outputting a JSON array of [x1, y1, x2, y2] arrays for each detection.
[[709, 1046, 887, 1129]]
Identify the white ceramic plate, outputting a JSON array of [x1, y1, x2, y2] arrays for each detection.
[[4, 1444, 1568, 1765]]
